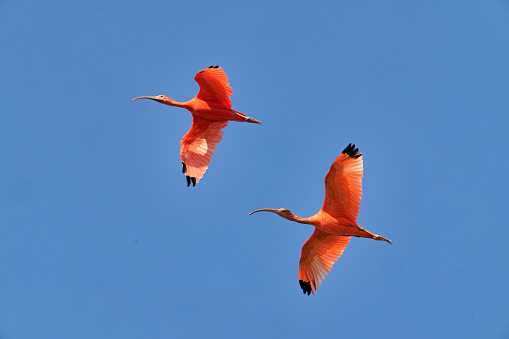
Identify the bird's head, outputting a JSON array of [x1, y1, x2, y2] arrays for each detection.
[[249, 208, 297, 221], [132, 95, 175, 106]]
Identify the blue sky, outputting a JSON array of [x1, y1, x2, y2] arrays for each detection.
[[2, 0, 509, 338]]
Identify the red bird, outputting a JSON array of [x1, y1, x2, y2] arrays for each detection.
[[133, 66, 261, 186], [250, 144, 392, 295]]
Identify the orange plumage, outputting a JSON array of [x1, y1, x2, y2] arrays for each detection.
[[133, 66, 261, 186], [250, 144, 391, 295]]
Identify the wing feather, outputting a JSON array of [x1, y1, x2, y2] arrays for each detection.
[[180, 115, 229, 184], [322, 144, 363, 221], [195, 66, 232, 108], [299, 229, 351, 295]]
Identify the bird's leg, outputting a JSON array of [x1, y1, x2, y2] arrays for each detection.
[[235, 112, 262, 124], [355, 225, 392, 244], [373, 234, 392, 244]]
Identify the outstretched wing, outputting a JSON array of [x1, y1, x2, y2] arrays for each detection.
[[195, 66, 232, 108], [322, 143, 363, 222], [180, 115, 229, 186], [299, 229, 351, 295]]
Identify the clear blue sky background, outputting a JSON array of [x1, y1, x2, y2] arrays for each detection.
[[1, 1, 509, 338]]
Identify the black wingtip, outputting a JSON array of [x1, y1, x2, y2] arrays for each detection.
[[342, 143, 361, 158], [299, 280, 312, 296], [185, 175, 197, 187], [183, 163, 196, 187], [208, 65, 219, 69]]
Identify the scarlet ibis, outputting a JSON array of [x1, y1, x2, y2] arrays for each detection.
[[250, 144, 391, 295], [133, 66, 260, 186]]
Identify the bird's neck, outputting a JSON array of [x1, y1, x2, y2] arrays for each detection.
[[164, 98, 187, 108], [287, 213, 315, 226]]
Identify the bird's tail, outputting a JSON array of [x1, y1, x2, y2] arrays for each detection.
[[233, 110, 262, 124]]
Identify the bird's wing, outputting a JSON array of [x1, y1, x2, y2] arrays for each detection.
[[195, 66, 233, 108], [299, 228, 351, 295], [180, 115, 229, 186], [322, 143, 363, 222]]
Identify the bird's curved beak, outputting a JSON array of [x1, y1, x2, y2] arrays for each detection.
[[249, 208, 279, 215], [132, 96, 158, 101]]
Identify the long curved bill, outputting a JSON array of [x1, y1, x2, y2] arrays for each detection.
[[249, 208, 279, 215], [132, 96, 159, 101]]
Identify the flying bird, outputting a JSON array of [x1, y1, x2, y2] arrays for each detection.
[[133, 66, 261, 186], [249, 144, 391, 295]]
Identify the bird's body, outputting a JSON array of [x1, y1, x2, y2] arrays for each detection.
[[133, 66, 260, 186], [250, 144, 391, 295], [305, 210, 377, 238]]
